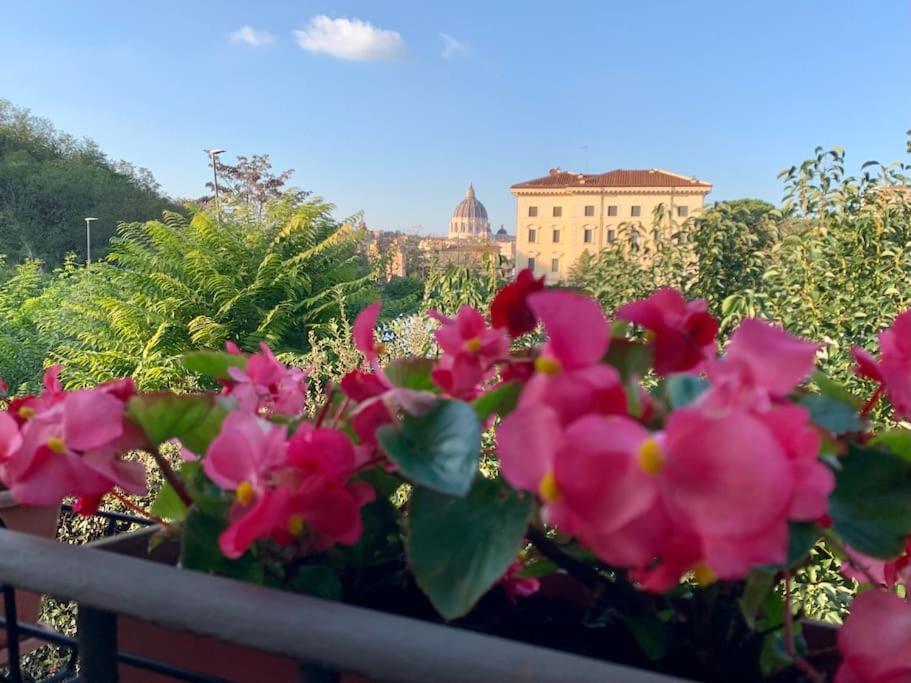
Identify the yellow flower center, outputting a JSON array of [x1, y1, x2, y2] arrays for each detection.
[[374, 341, 387, 355], [538, 471, 560, 503], [692, 562, 717, 587], [534, 356, 562, 376], [17, 406, 35, 420], [644, 330, 657, 343], [235, 480, 255, 506], [464, 337, 482, 353], [46, 436, 66, 454], [637, 437, 664, 476], [287, 514, 305, 537]]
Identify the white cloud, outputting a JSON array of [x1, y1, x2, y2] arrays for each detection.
[[229, 26, 275, 47], [293, 15, 406, 61], [440, 33, 467, 59]]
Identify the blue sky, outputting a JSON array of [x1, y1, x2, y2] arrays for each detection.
[[1, 1, 908, 235]]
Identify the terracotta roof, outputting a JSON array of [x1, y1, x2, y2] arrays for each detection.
[[511, 168, 712, 190]]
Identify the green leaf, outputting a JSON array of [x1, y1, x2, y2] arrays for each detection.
[[621, 614, 669, 661], [377, 400, 481, 497], [407, 477, 532, 620], [149, 483, 188, 521], [288, 565, 343, 600], [603, 339, 653, 382], [335, 496, 402, 568], [811, 371, 863, 409], [739, 569, 777, 629], [179, 508, 264, 583], [786, 521, 821, 566], [870, 430, 911, 461], [829, 445, 911, 558], [384, 358, 437, 392], [665, 374, 709, 409], [472, 381, 521, 422], [797, 394, 864, 434], [126, 394, 228, 453], [180, 351, 247, 381]]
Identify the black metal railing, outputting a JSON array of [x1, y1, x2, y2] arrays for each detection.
[[0, 526, 686, 683]]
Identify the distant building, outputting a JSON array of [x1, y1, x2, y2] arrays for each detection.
[[364, 185, 515, 279], [511, 168, 712, 281], [449, 185, 491, 239]]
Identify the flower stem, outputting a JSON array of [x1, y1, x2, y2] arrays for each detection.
[[150, 447, 193, 508], [782, 571, 824, 683], [861, 383, 885, 418], [109, 490, 173, 530], [525, 525, 607, 596]]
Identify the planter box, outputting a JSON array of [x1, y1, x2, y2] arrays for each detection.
[[89, 528, 301, 683], [0, 491, 60, 666]]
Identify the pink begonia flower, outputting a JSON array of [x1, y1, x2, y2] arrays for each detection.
[[841, 540, 911, 589], [353, 300, 383, 362], [226, 342, 308, 416], [203, 412, 290, 558], [616, 288, 718, 376], [2, 385, 147, 506], [851, 311, 911, 420], [499, 560, 541, 604], [836, 590, 911, 683], [428, 306, 509, 398], [720, 318, 820, 397], [518, 291, 626, 424]]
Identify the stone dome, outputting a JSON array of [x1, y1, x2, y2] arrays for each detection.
[[448, 185, 491, 239]]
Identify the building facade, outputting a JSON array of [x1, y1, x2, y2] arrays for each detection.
[[511, 168, 712, 281]]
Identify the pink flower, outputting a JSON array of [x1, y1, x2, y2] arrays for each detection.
[[841, 541, 911, 589], [616, 289, 718, 376], [284, 427, 375, 549], [429, 306, 509, 398], [203, 412, 290, 558], [226, 343, 308, 416], [852, 311, 911, 420], [204, 413, 372, 558], [489, 268, 546, 338], [836, 590, 911, 683], [499, 560, 540, 604], [517, 291, 625, 424], [1, 384, 147, 506], [353, 301, 383, 362], [720, 319, 820, 397]]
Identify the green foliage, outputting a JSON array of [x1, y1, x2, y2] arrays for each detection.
[[406, 477, 532, 619], [829, 444, 911, 558], [377, 400, 481, 497], [34, 200, 371, 389], [0, 99, 176, 264], [422, 256, 507, 316]]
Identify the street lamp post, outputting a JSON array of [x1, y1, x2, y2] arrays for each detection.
[[204, 148, 226, 218], [84, 217, 98, 266]]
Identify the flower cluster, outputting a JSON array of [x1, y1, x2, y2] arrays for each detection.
[[3, 269, 911, 681]]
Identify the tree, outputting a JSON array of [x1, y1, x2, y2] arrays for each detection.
[[205, 153, 300, 219], [0, 99, 177, 264], [30, 196, 372, 389]]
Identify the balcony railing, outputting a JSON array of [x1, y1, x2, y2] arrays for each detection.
[[0, 524, 695, 683]]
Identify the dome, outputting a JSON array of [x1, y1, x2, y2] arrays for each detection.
[[448, 185, 491, 239], [496, 226, 508, 236]]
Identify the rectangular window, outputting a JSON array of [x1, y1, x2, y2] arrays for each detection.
[[552, 229, 560, 243], [607, 205, 618, 217], [553, 206, 562, 217], [551, 257, 560, 272], [607, 229, 616, 242], [676, 205, 688, 218], [631, 205, 642, 217], [528, 206, 538, 217], [527, 256, 536, 271], [584, 205, 595, 217], [527, 228, 536, 243], [584, 228, 593, 244]]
